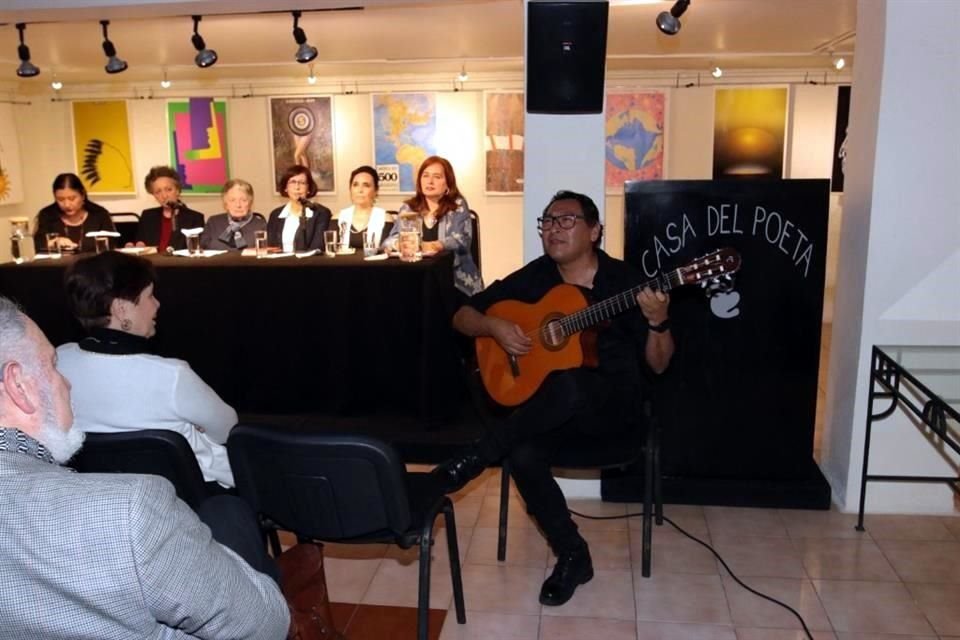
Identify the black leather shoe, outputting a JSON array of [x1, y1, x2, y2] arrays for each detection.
[[539, 543, 593, 606], [430, 453, 486, 493]]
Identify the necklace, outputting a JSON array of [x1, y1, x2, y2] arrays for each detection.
[[61, 211, 88, 246]]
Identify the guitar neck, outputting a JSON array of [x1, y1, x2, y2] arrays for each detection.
[[560, 268, 681, 335]]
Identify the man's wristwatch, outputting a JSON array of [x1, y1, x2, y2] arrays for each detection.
[[648, 318, 671, 333]]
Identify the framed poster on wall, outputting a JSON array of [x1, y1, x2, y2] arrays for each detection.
[[371, 93, 436, 193], [0, 103, 25, 206], [484, 91, 524, 194], [712, 87, 788, 180], [268, 96, 335, 194], [605, 91, 666, 193], [167, 98, 229, 195], [71, 100, 136, 195]]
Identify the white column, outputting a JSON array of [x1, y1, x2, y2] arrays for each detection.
[[822, 0, 960, 512], [522, 0, 606, 263]]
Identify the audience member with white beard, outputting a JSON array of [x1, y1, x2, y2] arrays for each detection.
[[0, 296, 290, 640]]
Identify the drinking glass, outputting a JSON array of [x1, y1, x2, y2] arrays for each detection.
[[95, 236, 111, 254], [397, 214, 422, 263], [254, 230, 268, 258], [363, 231, 379, 257], [323, 230, 338, 257], [186, 234, 201, 256], [45, 233, 62, 258]]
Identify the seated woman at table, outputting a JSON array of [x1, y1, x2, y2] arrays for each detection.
[[57, 251, 238, 489], [33, 172, 116, 254], [132, 166, 204, 252], [200, 179, 267, 252], [266, 164, 331, 253], [330, 165, 389, 250], [383, 156, 482, 296]]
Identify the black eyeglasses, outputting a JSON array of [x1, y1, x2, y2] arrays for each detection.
[[537, 214, 585, 231]]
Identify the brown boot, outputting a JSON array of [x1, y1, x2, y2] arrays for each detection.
[[278, 542, 346, 640]]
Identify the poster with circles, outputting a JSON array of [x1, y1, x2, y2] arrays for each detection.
[[268, 96, 335, 194]]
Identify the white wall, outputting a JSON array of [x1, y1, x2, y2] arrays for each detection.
[[822, 0, 960, 514]]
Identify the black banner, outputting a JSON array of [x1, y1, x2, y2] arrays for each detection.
[[621, 179, 831, 506]]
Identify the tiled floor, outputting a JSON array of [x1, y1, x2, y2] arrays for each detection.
[[316, 468, 960, 640]]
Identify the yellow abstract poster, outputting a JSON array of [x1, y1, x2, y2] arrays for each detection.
[[72, 100, 135, 194], [713, 87, 787, 179]]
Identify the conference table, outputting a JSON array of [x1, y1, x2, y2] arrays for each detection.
[[0, 251, 466, 422]]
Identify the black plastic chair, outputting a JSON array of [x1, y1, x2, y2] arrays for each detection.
[[496, 405, 663, 577], [468, 209, 481, 277], [69, 429, 211, 510], [227, 425, 466, 640], [110, 212, 140, 249]]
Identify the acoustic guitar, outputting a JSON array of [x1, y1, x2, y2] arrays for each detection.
[[476, 248, 742, 406]]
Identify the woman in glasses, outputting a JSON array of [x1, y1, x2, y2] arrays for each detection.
[[383, 156, 482, 296], [266, 165, 331, 253]]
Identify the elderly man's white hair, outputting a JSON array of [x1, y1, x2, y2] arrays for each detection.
[[0, 296, 38, 378]]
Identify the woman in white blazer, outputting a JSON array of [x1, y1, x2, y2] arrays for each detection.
[[331, 165, 390, 250], [57, 251, 238, 489]]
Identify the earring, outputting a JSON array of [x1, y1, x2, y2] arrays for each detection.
[[120, 319, 132, 331]]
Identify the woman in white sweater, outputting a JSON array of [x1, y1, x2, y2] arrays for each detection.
[[57, 251, 237, 488]]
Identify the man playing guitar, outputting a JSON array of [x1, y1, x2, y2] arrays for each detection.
[[433, 190, 674, 606]]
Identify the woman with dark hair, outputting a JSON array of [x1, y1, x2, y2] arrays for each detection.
[[331, 165, 389, 250], [133, 166, 205, 252], [200, 179, 267, 252], [266, 165, 331, 253], [56, 251, 238, 489], [33, 173, 116, 253], [384, 156, 482, 295]]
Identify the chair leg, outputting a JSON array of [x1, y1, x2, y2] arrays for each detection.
[[443, 499, 467, 625], [417, 520, 434, 640], [654, 427, 664, 526], [498, 461, 510, 562]]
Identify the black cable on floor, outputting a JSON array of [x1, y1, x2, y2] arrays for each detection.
[[568, 508, 815, 640]]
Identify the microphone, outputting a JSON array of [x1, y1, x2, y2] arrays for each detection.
[[166, 200, 183, 231], [297, 197, 312, 208]]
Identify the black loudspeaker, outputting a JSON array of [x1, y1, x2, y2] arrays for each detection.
[[526, 1, 609, 114]]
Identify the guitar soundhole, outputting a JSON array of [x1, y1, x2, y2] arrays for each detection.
[[541, 317, 566, 350]]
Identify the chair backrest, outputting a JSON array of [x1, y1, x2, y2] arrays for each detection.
[[69, 429, 210, 509], [468, 209, 481, 276], [110, 212, 140, 248], [228, 424, 412, 540]]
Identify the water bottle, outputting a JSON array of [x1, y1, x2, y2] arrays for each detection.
[[10, 219, 29, 264]]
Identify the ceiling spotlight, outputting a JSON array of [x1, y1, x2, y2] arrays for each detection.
[[307, 65, 317, 85], [15, 23, 40, 78], [457, 63, 469, 82], [834, 56, 846, 70], [51, 76, 63, 90], [160, 69, 171, 89], [191, 15, 218, 68], [100, 20, 128, 74], [711, 66, 722, 78], [291, 11, 318, 64], [656, 0, 690, 36]]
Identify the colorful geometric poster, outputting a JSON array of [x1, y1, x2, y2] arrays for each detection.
[[372, 93, 436, 193], [605, 92, 665, 191], [485, 92, 524, 194], [269, 96, 335, 193], [167, 98, 229, 195], [713, 87, 788, 179], [71, 100, 135, 194], [0, 103, 25, 206]]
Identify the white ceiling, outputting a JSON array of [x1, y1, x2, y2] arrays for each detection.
[[0, 0, 856, 91]]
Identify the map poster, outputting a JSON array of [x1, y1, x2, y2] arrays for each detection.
[[485, 91, 524, 194], [167, 98, 229, 195], [372, 93, 436, 193], [605, 92, 665, 192], [269, 96, 335, 194]]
